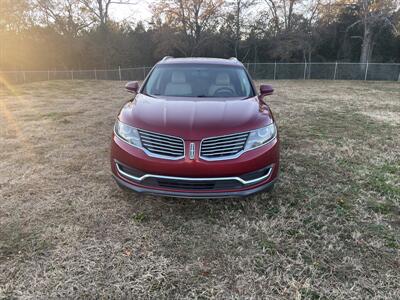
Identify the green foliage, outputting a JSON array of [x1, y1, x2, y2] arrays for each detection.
[[132, 212, 147, 223], [367, 163, 400, 200]]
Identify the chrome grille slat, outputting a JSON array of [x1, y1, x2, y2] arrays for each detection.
[[203, 133, 248, 143], [139, 131, 181, 141], [140, 133, 183, 144], [140, 139, 183, 150], [200, 132, 249, 160], [138, 130, 184, 159], [202, 145, 244, 153], [140, 135, 182, 144], [203, 150, 241, 156], [202, 138, 247, 146], [145, 145, 183, 154], [145, 147, 183, 155], [201, 141, 246, 149]]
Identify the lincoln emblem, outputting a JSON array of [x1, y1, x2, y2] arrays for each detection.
[[189, 142, 195, 160]]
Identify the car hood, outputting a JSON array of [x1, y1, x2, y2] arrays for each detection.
[[118, 94, 274, 140]]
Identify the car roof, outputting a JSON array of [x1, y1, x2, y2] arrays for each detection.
[[157, 57, 243, 66]]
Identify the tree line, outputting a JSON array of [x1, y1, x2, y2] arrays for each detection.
[[1, 0, 399, 71]]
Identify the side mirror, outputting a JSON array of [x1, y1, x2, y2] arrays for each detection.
[[125, 81, 139, 93], [259, 84, 274, 97]]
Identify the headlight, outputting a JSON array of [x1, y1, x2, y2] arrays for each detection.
[[245, 123, 276, 151], [114, 120, 142, 148]]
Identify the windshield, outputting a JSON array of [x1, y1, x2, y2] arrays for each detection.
[[142, 64, 255, 98]]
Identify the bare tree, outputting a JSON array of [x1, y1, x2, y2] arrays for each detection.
[[263, 0, 302, 33], [79, 0, 113, 28], [262, 0, 322, 32], [0, 0, 32, 32], [75, 0, 137, 28], [35, 0, 92, 36], [152, 0, 224, 56], [260, 0, 323, 61], [346, 0, 399, 64], [226, 0, 257, 57], [0, 0, 32, 69]]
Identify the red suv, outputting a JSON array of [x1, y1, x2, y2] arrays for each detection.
[[111, 57, 279, 198]]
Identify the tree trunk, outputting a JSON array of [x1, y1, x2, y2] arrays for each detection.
[[360, 25, 372, 64], [234, 0, 240, 57]]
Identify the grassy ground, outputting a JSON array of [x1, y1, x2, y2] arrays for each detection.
[[0, 80, 399, 298]]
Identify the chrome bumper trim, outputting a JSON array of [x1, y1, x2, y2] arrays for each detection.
[[116, 163, 272, 186]]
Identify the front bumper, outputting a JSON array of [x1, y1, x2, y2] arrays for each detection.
[[111, 133, 279, 198], [113, 173, 277, 198]]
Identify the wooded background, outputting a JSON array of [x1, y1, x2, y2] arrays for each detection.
[[1, 0, 399, 71]]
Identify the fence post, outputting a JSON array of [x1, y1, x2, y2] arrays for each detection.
[[71, 70, 74, 80], [273, 61, 277, 80], [118, 66, 122, 81], [364, 61, 369, 81], [23, 71, 26, 83], [94, 68, 97, 80], [303, 61, 307, 80], [47, 70, 50, 81], [333, 61, 338, 80]]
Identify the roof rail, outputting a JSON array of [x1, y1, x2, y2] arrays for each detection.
[[162, 56, 173, 61], [229, 57, 238, 61]]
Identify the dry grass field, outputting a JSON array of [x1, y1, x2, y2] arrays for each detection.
[[1, 80, 399, 298]]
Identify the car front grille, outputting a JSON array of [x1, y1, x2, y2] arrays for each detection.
[[138, 130, 184, 159], [200, 132, 249, 160]]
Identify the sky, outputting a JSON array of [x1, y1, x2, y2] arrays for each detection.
[[109, 0, 153, 23]]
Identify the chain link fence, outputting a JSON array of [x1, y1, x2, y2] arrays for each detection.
[[0, 67, 153, 86], [246, 62, 400, 81], [1, 63, 400, 85]]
